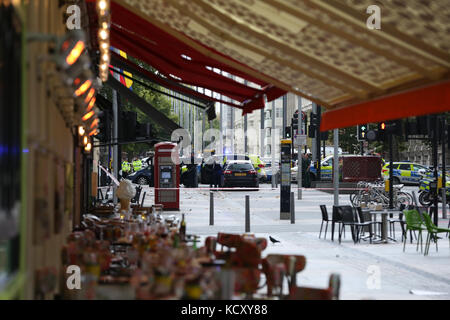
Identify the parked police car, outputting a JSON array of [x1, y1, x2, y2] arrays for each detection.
[[382, 162, 429, 185]]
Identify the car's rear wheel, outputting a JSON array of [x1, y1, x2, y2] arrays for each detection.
[[136, 176, 149, 185], [392, 177, 401, 185]]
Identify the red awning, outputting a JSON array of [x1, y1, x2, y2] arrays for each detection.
[[320, 81, 450, 132], [107, 1, 286, 114], [110, 51, 246, 110]]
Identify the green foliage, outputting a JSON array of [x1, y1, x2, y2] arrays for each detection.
[[328, 126, 359, 154], [105, 55, 184, 158]]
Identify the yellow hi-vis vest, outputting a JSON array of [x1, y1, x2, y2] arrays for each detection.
[[133, 160, 142, 172], [122, 161, 131, 173]]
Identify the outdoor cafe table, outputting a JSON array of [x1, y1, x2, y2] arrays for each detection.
[[369, 210, 403, 243]]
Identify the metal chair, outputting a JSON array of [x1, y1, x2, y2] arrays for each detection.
[[386, 204, 406, 241], [355, 206, 381, 244], [332, 206, 346, 241], [287, 273, 340, 300], [422, 212, 450, 256], [338, 206, 359, 244], [319, 205, 331, 239], [131, 186, 142, 204], [262, 254, 306, 297], [402, 209, 427, 253]]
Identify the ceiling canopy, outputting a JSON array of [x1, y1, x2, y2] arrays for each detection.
[[107, 0, 450, 128]]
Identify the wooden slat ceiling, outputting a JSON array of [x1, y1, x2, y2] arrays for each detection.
[[113, 0, 450, 112]]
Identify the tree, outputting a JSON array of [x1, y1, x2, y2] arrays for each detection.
[[328, 126, 359, 154], [99, 55, 182, 158]]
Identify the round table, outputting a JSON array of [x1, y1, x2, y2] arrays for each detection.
[[369, 210, 403, 243]]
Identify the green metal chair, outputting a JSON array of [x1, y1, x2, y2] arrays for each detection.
[[402, 210, 426, 253], [421, 213, 450, 256]]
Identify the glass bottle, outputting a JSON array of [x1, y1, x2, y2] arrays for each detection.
[[180, 214, 186, 242]]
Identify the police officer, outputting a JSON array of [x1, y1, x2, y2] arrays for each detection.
[[122, 159, 132, 178], [212, 161, 222, 189], [302, 153, 312, 188], [132, 157, 143, 173]]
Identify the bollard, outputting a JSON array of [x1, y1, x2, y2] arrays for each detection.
[[290, 192, 295, 224], [298, 188, 302, 200], [442, 188, 447, 219], [210, 192, 214, 226], [245, 195, 250, 233]]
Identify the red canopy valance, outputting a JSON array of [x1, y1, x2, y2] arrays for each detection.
[[105, 1, 286, 114]]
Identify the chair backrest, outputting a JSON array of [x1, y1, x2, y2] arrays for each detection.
[[288, 287, 333, 300], [288, 273, 340, 300], [320, 205, 329, 221], [205, 236, 217, 254], [332, 206, 343, 222], [404, 209, 424, 228], [329, 273, 341, 300], [356, 207, 365, 223], [341, 206, 355, 223], [421, 212, 436, 232], [217, 233, 243, 248], [265, 254, 307, 274]]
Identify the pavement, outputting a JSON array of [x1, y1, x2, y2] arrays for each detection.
[[142, 184, 450, 300]]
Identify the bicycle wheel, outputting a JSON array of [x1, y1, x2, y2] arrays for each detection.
[[397, 192, 412, 207]]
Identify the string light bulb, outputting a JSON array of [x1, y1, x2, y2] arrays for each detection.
[[78, 126, 85, 136], [84, 142, 92, 152]]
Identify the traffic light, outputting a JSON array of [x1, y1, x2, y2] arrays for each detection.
[[206, 104, 216, 121], [310, 113, 319, 127], [308, 113, 319, 139], [366, 122, 385, 142], [97, 110, 111, 142], [375, 121, 386, 141], [357, 124, 368, 141], [285, 126, 292, 139], [121, 111, 137, 141], [303, 113, 308, 135], [292, 111, 299, 132], [136, 122, 152, 140]]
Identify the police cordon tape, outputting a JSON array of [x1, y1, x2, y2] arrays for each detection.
[[146, 187, 370, 192]]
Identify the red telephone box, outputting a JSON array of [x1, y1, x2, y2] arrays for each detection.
[[154, 142, 180, 210]]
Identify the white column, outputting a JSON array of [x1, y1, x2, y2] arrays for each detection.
[[334, 129, 340, 206]]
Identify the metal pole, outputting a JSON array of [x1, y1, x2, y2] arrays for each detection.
[[334, 129, 340, 206], [290, 192, 295, 224], [261, 106, 265, 158], [231, 105, 235, 154], [210, 192, 214, 226], [112, 90, 119, 205], [244, 80, 248, 155], [442, 117, 447, 219], [282, 95, 287, 138], [389, 134, 394, 209], [245, 195, 250, 233], [202, 109, 206, 153], [298, 96, 302, 200], [271, 101, 276, 189], [244, 113, 248, 154], [432, 115, 439, 225], [311, 104, 317, 164], [315, 106, 322, 181], [220, 99, 223, 155]]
